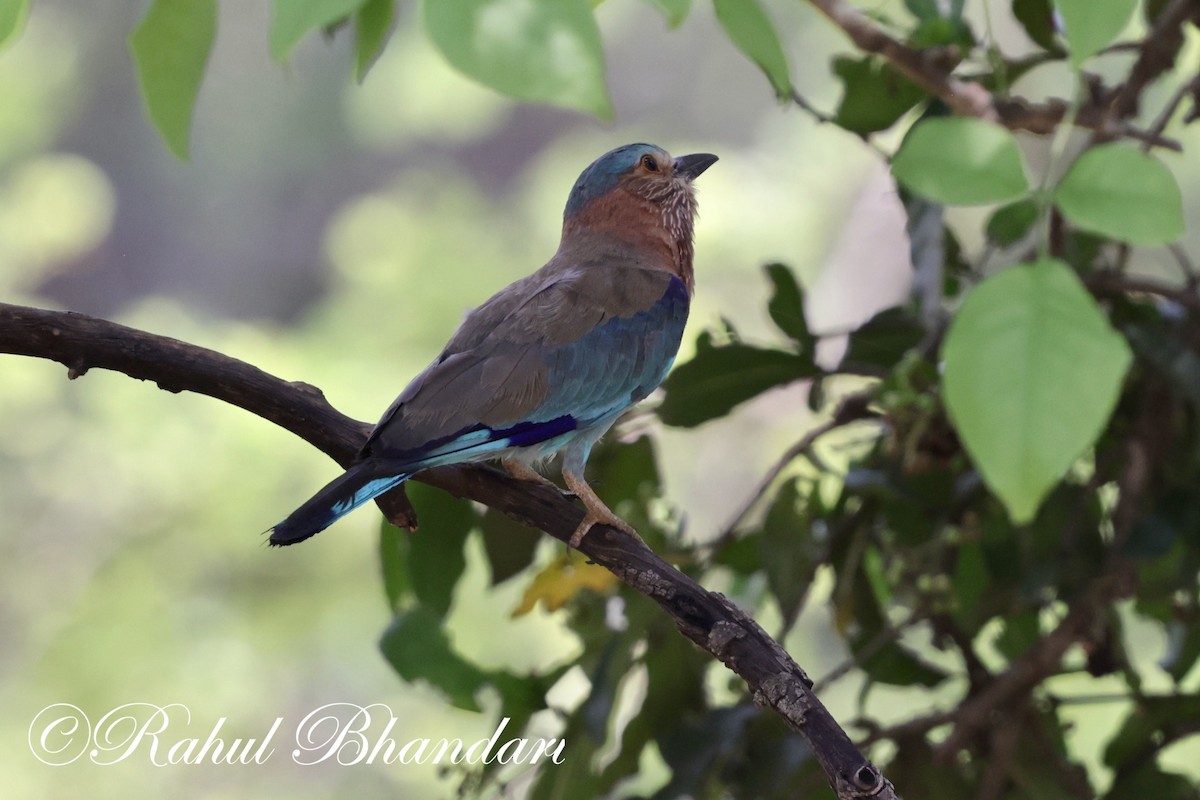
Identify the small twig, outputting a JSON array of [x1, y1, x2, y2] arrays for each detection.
[[1086, 271, 1200, 314], [1108, 0, 1200, 121], [855, 709, 955, 747], [1142, 73, 1200, 152], [932, 578, 1113, 759], [803, 0, 997, 120], [976, 707, 1025, 800], [1025, 710, 1095, 799], [1167, 243, 1200, 289], [791, 88, 836, 125], [997, 97, 1183, 151], [800, 0, 1186, 150], [1097, 41, 1146, 57], [1048, 692, 1134, 706], [932, 613, 992, 693], [714, 391, 878, 547], [811, 615, 921, 695]]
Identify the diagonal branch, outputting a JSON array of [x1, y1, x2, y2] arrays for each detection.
[[0, 301, 899, 800], [802, 0, 1188, 151], [1108, 0, 1200, 120], [803, 0, 997, 120]]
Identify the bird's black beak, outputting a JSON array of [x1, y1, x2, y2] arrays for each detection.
[[674, 152, 718, 181]]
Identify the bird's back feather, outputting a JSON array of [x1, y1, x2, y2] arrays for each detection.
[[360, 255, 688, 464]]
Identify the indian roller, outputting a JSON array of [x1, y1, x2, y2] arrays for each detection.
[[270, 143, 717, 547]]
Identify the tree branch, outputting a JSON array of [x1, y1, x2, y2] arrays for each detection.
[[1086, 271, 1200, 314], [804, 0, 997, 120], [714, 391, 879, 547], [1108, 0, 1200, 121], [0, 302, 898, 800], [802, 0, 1189, 151]]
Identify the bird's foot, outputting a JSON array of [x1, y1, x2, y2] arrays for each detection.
[[504, 459, 579, 501], [563, 469, 643, 548], [569, 507, 639, 549], [502, 459, 557, 488]]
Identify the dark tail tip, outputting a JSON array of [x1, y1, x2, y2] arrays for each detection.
[[264, 465, 409, 547], [267, 518, 328, 547]]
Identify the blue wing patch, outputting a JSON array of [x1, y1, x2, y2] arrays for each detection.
[[384, 275, 688, 470]]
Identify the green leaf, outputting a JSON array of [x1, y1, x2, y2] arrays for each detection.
[[849, 568, 947, 686], [903, 0, 940, 20], [1105, 762, 1200, 800], [942, 258, 1132, 523], [1055, 144, 1185, 245], [354, 0, 394, 81], [884, 738, 976, 799], [1012, 0, 1062, 52], [655, 706, 759, 797], [832, 56, 927, 135], [379, 518, 413, 611], [759, 481, 820, 622], [836, 546, 948, 688], [487, 672, 557, 775], [406, 481, 477, 618], [659, 341, 814, 427], [378, 606, 488, 710], [128, 0, 217, 160], [904, 0, 965, 21], [1161, 619, 1200, 683], [480, 507, 541, 585], [1124, 491, 1194, 558], [985, 198, 1040, 247], [909, 16, 974, 49], [714, 532, 762, 574], [892, 117, 1030, 205], [0, 0, 29, 48], [951, 540, 988, 624], [644, 0, 692, 28], [1126, 322, 1200, 412], [269, 0, 368, 61], [713, 0, 791, 99], [994, 610, 1040, 661], [860, 641, 948, 687], [1055, 0, 1137, 66], [1103, 694, 1200, 769], [765, 263, 812, 345], [841, 307, 923, 372], [423, 0, 611, 119]]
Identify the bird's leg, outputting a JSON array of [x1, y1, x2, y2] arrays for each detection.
[[562, 469, 642, 548], [502, 459, 560, 489]]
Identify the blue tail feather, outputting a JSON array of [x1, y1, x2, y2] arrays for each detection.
[[269, 464, 409, 546]]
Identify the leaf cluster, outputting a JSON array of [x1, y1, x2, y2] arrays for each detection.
[[12, 0, 1199, 797], [362, 1, 1200, 797]]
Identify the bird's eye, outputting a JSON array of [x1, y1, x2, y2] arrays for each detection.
[[640, 154, 658, 172]]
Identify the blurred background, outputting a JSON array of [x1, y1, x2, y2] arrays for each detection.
[[1, 1, 1196, 798]]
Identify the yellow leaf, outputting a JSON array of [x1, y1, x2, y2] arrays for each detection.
[[513, 553, 618, 617]]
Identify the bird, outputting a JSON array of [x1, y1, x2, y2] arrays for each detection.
[[269, 143, 717, 548]]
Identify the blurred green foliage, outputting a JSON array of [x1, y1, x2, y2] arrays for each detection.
[[3, 1, 1200, 799]]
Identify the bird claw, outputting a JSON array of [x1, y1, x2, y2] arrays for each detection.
[[508, 464, 641, 547], [569, 509, 640, 548]]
